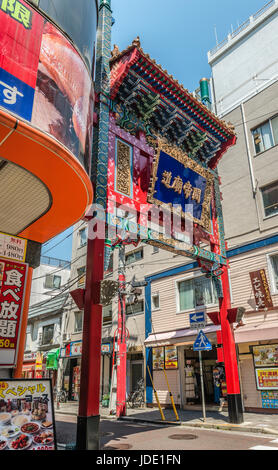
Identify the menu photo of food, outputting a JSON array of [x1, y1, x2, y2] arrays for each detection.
[[0, 379, 56, 451], [152, 347, 165, 370], [164, 346, 178, 370], [253, 344, 278, 368]]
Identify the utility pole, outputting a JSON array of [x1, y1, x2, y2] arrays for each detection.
[[76, 0, 112, 450], [116, 244, 127, 417]]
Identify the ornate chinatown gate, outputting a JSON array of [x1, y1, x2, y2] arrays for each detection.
[[77, 0, 243, 451]]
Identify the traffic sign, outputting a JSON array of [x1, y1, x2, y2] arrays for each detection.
[[193, 330, 212, 351], [189, 311, 206, 330]]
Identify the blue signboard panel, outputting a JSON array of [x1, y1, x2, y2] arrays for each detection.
[[154, 150, 207, 221], [189, 311, 206, 328], [0, 67, 35, 122], [193, 330, 212, 351]]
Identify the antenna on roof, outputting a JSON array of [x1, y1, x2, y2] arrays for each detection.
[[214, 25, 218, 45]]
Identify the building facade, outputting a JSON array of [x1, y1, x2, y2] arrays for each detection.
[[23, 257, 70, 387], [206, 0, 278, 412]]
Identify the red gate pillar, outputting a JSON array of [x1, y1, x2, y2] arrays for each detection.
[[116, 245, 127, 417], [220, 265, 243, 423]]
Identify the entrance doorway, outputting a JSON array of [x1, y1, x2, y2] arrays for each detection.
[[131, 361, 143, 392]]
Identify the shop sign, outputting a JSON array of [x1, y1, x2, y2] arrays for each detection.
[[164, 346, 178, 370], [253, 344, 278, 368], [250, 270, 273, 310], [35, 352, 43, 371], [101, 343, 111, 354], [23, 352, 36, 362], [0, 378, 57, 450], [255, 368, 278, 390], [0, 258, 28, 367], [152, 347, 164, 371], [0, 233, 27, 262], [60, 341, 82, 358], [261, 391, 278, 409]]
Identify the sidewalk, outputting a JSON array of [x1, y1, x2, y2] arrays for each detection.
[[54, 401, 278, 437]]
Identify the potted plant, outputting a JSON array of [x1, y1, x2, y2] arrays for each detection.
[[102, 394, 110, 407]]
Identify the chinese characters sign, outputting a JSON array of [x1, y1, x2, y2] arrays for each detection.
[[0, 258, 28, 367], [60, 341, 82, 358], [0, 232, 27, 262], [250, 270, 273, 310], [0, 379, 56, 450], [255, 368, 278, 390], [148, 139, 214, 232]]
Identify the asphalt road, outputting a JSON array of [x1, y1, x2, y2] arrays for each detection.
[[55, 414, 278, 451]]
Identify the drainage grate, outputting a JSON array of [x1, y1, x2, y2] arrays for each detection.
[[103, 443, 133, 450], [168, 434, 198, 440]]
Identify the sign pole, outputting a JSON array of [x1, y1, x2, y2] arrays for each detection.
[[198, 350, 206, 422]]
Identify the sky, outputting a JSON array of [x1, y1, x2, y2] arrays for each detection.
[[42, 0, 268, 261]]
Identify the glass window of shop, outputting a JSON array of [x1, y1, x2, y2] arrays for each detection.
[[38, 0, 98, 72]]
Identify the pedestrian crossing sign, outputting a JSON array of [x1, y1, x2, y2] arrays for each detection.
[[193, 330, 212, 351]]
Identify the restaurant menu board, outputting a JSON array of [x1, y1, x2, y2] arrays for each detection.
[[0, 259, 28, 367], [152, 346, 178, 370], [164, 346, 178, 370], [253, 345, 278, 368], [261, 391, 278, 409], [152, 347, 165, 371], [0, 233, 27, 263], [255, 369, 278, 391], [0, 379, 56, 451]]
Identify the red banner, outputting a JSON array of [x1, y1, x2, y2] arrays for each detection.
[[0, 258, 28, 366]]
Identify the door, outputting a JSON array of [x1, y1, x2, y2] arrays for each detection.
[[131, 361, 143, 392]]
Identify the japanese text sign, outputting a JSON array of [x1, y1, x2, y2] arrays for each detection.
[[255, 368, 278, 391], [250, 269, 273, 310], [0, 232, 27, 262], [0, 258, 28, 367], [0, 379, 56, 450]]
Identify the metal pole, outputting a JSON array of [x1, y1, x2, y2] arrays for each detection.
[[198, 350, 206, 422]]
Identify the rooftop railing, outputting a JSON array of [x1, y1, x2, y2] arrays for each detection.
[[40, 255, 71, 268], [209, 0, 277, 58]]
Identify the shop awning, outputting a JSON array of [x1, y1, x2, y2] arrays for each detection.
[[46, 349, 60, 370], [145, 324, 221, 347], [234, 321, 278, 344]]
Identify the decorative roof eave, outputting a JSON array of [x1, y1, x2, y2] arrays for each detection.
[[110, 39, 235, 144]]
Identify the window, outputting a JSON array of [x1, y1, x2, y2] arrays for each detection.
[[261, 181, 278, 217], [252, 116, 278, 154], [126, 300, 144, 316], [125, 248, 143, 265], [103, 305, 112, 325], [44, 274, 61, 289], [78, 227, 87, 247], [74, 312, 83, 332], [151, 293, 160, 311], [177, 275, 218, 312], [268, 253, 278, 293], [77, 267, 86, 287], [42, 324, 54, 345]]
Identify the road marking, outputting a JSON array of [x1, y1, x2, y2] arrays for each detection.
[[250, 445, 278, 450], [271, 439, 278, 444]]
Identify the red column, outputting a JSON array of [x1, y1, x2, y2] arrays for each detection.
[[76, 236, 104, 448], [116, 269, 127, 417], [219, 265, 243, 423]]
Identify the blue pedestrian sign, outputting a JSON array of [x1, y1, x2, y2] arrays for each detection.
[[189, 311, 206, 330], [193, 330, 212, 351]]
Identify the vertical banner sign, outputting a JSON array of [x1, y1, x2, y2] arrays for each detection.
[[250, 269, 273, 310], [0, 379, 57, 450], [0, 258, 28, 367]]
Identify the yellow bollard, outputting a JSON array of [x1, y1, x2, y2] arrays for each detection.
[[163, 368, 180, 422], [147, 365, 166, 421]]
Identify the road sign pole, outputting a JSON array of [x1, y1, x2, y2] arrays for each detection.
[[199, 350, 206, 422]]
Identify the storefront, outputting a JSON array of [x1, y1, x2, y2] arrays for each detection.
[[235, 320, 278, 413], [145, 325, 227, 410], [60, 341, 82, 401]]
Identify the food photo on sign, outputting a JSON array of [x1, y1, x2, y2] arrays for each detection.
[[0, 379, 56, 450]]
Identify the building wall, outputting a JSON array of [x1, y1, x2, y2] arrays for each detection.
[[30, 260, 70, 306], [208, 1, 278, 116]]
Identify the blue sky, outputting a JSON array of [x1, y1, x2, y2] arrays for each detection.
[[42, 0, 268, 261]]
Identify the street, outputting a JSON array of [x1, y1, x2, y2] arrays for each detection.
[[55, 415, 278, 451]]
